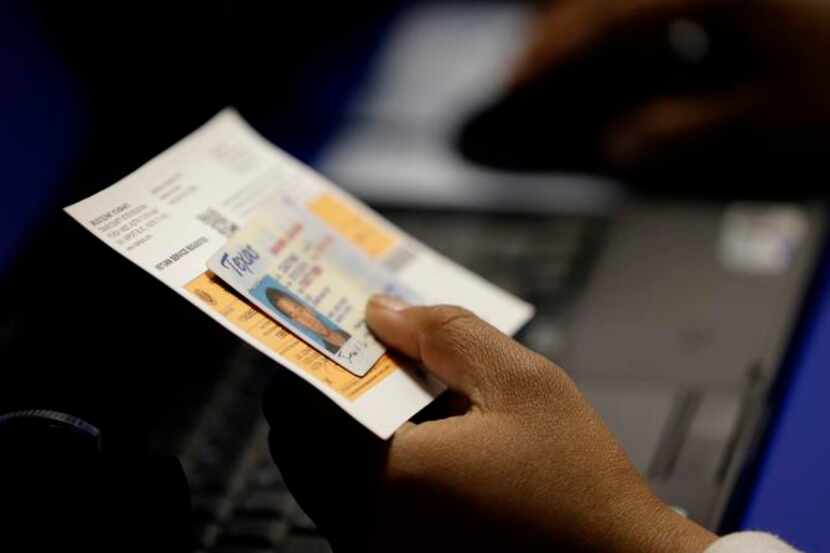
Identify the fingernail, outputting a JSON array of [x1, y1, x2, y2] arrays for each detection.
[[369, 294, 410, 312]]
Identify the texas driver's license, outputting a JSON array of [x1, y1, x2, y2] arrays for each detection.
[[208, 196, 422, 377], [63, 109, 534, 438]]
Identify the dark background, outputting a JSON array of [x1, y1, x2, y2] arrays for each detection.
[[0, 0, 404, 455]]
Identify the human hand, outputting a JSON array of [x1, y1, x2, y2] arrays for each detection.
[[265, 296, 717, 552], [512, 0, 830, 166]]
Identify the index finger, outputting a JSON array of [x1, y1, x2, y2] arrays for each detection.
[[512, 0, 735, 87]]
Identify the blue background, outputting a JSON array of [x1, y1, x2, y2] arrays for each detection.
[[739, 243, 830, 551]]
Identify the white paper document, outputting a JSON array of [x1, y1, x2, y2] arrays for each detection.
[[64, 109, 534, 438]]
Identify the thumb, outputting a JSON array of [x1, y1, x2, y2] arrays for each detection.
[[366, 295, 533, 407]]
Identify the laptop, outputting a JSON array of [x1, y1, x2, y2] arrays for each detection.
[[309, 1, 827, 530], [1, 3, 819, 551], [152, 3, 825, 549]]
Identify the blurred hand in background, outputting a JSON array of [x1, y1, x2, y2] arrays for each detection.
[[513, 0, 830, 166]]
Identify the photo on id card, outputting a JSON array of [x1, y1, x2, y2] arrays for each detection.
[[250, 275, 352, 356]]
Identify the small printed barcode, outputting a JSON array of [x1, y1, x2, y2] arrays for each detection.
[[197, 208, 239, 238]]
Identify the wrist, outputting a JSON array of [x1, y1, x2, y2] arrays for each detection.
[[617, 495, 718, 553]]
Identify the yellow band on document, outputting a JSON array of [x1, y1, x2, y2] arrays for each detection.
[[307, 193, 396, 258], [185, 272, 397, 400]]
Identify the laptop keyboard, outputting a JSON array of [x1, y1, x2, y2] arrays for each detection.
[[384, 210, 606, 357], [178, 211, 605, 553], [179, 345, 331, 553]]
